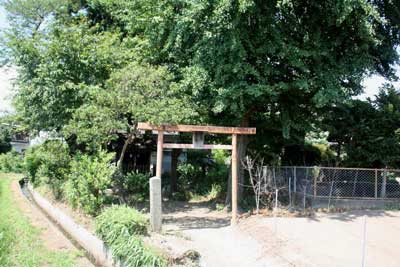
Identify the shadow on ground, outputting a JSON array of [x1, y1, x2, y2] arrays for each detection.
[[163, 216, 230, 230], [161, 200, 230, 230], [305, 209, 396, 222]]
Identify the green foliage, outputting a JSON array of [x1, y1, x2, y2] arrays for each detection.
[[95, 206, 148, 237], [175, 150, 228, 200], [24, 141, 70, 198], [2, 0, 400, 205], [95, 206, 166, 267], [0, 125, 12, 154], [0, 151, 24, 173], [24, 145, 43, 182], [124, 172, 151, 199], [65, 62, 197, 150], [322, 84, 400, 168], [64, 150, 115, 215]]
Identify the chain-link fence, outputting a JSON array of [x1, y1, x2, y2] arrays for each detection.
[[252, 166, 400, 211]]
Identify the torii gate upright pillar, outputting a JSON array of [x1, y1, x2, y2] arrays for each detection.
[[231, 134, 238, 224]]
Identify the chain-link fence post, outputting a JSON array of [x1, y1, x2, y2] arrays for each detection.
[[313, 167, 318, 197], [328, 181, 334, 211], [381, 169, 387, 198], [303, 184, 307, 211]]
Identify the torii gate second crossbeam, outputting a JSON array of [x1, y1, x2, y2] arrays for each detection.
[[137, 122, 256, 232]]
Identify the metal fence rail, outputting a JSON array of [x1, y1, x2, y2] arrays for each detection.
[[266, 166, 400, 200]]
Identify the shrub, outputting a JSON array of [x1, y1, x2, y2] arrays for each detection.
[[95, 206, 166, 267], [64, 150, 115, 215], [24, 141, 71, 198], [177, 163, 200, 189], [176, 149, 229, 199], [24, 146, 43, 182], [113, 171, 151, 202], [95, 206, 148, 237], [124, 172, 151, 196], [0, 151, 24, 173]]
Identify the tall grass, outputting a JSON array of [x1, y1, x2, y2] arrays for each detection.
[[0, 173, 79, 267], [95, 206, 167, 267]]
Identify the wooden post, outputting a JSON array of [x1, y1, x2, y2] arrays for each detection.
[[374, 169, 378, 199], [156, 131, 164, 178], [231, 134, 238, 225]]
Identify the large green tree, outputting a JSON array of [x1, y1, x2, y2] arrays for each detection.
[[2, 0, 400, 202], [323, 84, 400, 168]]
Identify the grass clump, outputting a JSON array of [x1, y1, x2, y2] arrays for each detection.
[[95, 206, 166, 267]]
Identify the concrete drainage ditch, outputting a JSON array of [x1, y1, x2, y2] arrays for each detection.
[[19, 179, 115, 267]]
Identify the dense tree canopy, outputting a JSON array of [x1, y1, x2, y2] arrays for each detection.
[[322, 84, 400, 168], [1, 0, 400, 167]]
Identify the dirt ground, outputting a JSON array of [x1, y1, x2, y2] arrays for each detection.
[[150, 201, 400, 267], [148, 201, 278, 267], [11, 181, 94, 267], [239, 210, 400, 267]]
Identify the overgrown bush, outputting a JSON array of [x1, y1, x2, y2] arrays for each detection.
[[95, 206, 166, 267], [112, 170, 151, 202], [64, 150, 115, 215], [24, 146, 43, 182], [176, 150, 229, 199], [0, 151, 24, 173], [24, 141, 71, 198], [124, 172, 151, 200], [95, 206, 148, 237]]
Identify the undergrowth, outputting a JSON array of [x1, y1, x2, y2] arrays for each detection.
[[95, 206, 166, 267]]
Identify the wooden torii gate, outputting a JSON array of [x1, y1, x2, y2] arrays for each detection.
[[137, 122, 256, 232]]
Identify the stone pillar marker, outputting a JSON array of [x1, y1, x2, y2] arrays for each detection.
[[149, 176, 162, 232], [150, 130, 164, 232]]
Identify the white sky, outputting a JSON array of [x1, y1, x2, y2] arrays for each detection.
[[359, 64, 400, 101], [0, 66, 17, 115]]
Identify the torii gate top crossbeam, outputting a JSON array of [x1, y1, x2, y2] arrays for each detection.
[[137, 122, 256, 135]]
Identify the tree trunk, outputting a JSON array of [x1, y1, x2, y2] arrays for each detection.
[[115, 131, 135, 204], [117, 134, 132, 170], [170, 149, 182, 194]]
